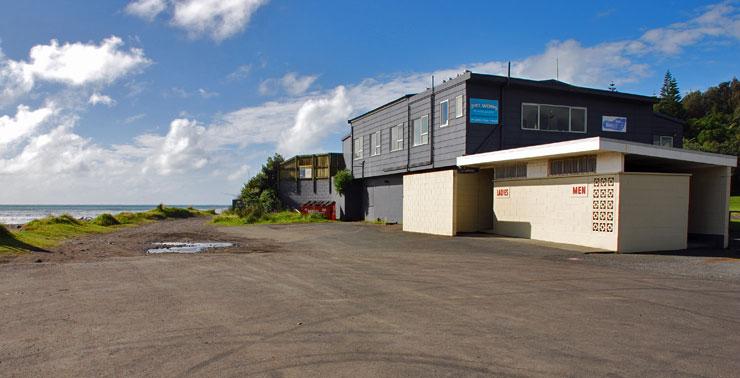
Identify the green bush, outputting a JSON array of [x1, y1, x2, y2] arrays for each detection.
[[91, 213, 120, 226], [260, 189, 280, 213], [334, 169, 353, 195]]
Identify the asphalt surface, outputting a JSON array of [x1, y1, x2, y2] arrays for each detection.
[[1, 220, 739, 377]]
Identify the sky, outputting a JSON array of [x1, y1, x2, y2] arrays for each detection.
[[0, 0, 738, 205]]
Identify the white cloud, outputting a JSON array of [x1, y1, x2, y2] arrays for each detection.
[[126, 0, 269, 41], [0, 104, 55, 152], [226, 64, 252, 81], [277, 86, 351, 156], [125, 0, 168, 21], [227, 164, 250, 181], [142, 118, 209, 175], [88, 93, 116, 107], [280, 72, 318, 96], [259, 72, 318, 97], [0, 36, 150, 105]]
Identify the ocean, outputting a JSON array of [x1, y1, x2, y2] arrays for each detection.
[[0, 205, 228, 225]]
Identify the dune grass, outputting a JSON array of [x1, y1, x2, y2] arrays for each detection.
[[0, 206, 215, 255], [213, 210, 329, 226]]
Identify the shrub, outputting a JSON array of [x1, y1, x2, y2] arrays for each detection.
[[92, 213, 120, 226], [334, 169, 353, 195], [260, 189, 280, 213]]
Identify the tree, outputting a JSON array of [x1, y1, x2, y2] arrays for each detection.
[[333, 169, 354, 195], [679, 78, 739, 157], [654, 70, 685, 119], [238, 153, 284, 211]]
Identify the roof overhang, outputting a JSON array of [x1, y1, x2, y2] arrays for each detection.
[[456, 137, 737, 168]]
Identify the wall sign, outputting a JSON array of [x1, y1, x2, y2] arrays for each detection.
[[495, 187, 510, 198], [602, 116, 627, 133], [469, 98, 499, 125], [571, 184, 588, 197]]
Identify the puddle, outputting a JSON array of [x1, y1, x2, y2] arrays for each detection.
[[147, 242, 233, 254]]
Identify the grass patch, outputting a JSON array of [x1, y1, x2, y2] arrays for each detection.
[[213, 210, 329, 226], [730, 196, 740, 212], [0, 206, 214, 255]]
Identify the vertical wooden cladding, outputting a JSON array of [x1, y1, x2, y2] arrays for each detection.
[[278, 153, 345, 181]]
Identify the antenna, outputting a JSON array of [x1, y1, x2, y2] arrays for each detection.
[[556, 57, 559, 80], [507, 61, 511, 82], [431, 75, 435, 92]]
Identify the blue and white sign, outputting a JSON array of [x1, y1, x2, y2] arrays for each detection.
[[602, 116, 627, 132], [469, 98, 499, 125]]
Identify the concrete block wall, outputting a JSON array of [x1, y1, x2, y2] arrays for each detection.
[[618, 173, 690, 252], [403, 170, 456, 236], [687, 166, 732, 247], [493, 174, 620, 250]]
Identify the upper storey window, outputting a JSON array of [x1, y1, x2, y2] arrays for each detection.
[[354, 137, 363, 159], [413, 115, 429, 146], [522, 103, 587, 133], [440, 100, 449, 127]]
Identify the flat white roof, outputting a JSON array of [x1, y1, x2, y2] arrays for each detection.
[[456, 137, 737, 168]]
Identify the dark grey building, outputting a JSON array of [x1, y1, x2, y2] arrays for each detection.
[[343, 71, 683, 223], [277, 153, 345, 209]]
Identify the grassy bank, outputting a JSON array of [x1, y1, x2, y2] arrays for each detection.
[[0, 206, 215, 255], [213, 210, 329, 226]]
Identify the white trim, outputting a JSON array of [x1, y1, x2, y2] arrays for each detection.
[[390, 123, 404, 152], [353, 136, 363, 160], [455, 95, 464, 118], [412, 115, 429, 147], [440, 99, 449, 127], [456, 137, 737, 168], [370, 131, 381, 156], [521, 102, 587, 134]]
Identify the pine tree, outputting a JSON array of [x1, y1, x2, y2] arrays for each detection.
[[654, 70, 685, 119]]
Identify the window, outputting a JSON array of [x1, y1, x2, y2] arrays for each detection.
[[653, 135, 674, 147], [370, 131, 381, 156], [299, 165, 313, 179], [413, 115, 429, 146], [549, 155, 596, 176], [440, 99, 449, 127], [494, 164, 527, 179], [521, 103, 587, 133], [354, 137, 363, 159], [390, 124, 403, 151], [522, 104, 539, 129], [455, 95, 464, 118]]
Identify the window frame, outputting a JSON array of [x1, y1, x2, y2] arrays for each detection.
[[654, 135, 674, 147], [353, 136, 363, 160], [548, 155, 597, 176], [390, 124, 404, 152], [299, 165, 313, 179], [370, 131, 381, 156], [412, 115, 429, 147], [455, 95, 464, 118], [521, 103, 588, 134], [440, 99, 449, 127]]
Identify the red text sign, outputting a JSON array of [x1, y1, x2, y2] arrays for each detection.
[[571, 184, 588, 197]]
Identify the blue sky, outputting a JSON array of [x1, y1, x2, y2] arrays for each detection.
[[0, 0, 737, 204]]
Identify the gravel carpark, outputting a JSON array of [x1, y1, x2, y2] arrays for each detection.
[[1, 218, 738, 377]]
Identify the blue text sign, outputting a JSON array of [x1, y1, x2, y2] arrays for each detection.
[[602, 116, 627, 132], [469, 98, 499, 125]]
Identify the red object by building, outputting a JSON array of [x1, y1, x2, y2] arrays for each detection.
[[299, 201, 336, 220]]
